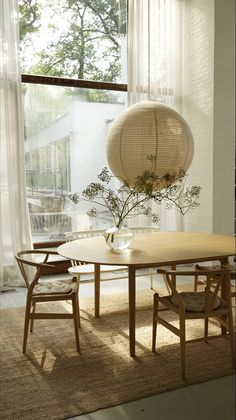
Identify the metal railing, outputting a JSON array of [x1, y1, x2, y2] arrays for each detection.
[[30, 212, 72, 235]]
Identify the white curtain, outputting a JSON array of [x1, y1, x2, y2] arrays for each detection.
[[0, 0, 32, 289], [127, 0, 185, 231]]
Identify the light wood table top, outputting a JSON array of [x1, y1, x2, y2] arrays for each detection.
[[58, 231, 235, 357], [58, 231, 235, 267]]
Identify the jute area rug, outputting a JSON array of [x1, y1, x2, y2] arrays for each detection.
[[0, 287, 235, 420]]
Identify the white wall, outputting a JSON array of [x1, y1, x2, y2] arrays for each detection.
[[213, 0, 235, 235], [24, 113, 71, 152], [69, 99, 125, 230], [183, 0, 235, 235], [183, 0, 214, 233], [70, 100, 125, 195]]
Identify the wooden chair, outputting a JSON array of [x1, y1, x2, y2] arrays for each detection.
[[194, 263, 236, 297], [15, 250, 80, 353], [152, 267, 235, 380], [65, 226, 160, 287]]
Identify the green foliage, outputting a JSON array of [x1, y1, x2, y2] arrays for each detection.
[[87, 89, 121, 103], [69, 156, 202, 228], [19, 0, 125, 83], [19, 0, 41, 41]]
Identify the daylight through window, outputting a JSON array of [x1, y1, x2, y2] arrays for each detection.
[[20, 0, 128, 242]]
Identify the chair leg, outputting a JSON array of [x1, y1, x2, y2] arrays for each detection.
[[74, 276, 81, 328], [180, 315, 186, 380], [226, 311, 236, 369], [72, 294, 80, 353], [30, 301, 36, 333], [204, 317, 209, 342], [77, 295, 81, 328], [23, 297, 31, 353], [223, 281, 235, 368], [194, 274, 198, 292], [152, 294, 159, 352], [150, 268, 154, 290]]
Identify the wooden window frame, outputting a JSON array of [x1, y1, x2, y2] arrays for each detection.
[[22, 74, 127, 92]]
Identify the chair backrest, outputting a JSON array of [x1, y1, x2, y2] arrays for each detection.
[[15, 250, 57, 290], [65, 229, 105, 241], [157, 266, 230, 315], [129, 226, 160, 233], [65, 225, 159, 242]]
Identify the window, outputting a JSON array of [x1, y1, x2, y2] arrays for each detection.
[[19, 0, 127, 242], [19, 0, 127, 83], [25, 137, 71, 194]]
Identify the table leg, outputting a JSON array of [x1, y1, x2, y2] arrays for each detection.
[[220, 258, 229, 334], [171, 264, 176, 287], [128, 266, 136, 358], [94, 263, 100, 318]]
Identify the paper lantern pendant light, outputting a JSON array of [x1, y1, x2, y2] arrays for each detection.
[[106, 101, 194, 189]]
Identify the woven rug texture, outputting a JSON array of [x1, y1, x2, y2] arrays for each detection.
[[0, 287, 235, 420]]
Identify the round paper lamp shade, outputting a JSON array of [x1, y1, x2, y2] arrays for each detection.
[[106, 101, 194, 188]]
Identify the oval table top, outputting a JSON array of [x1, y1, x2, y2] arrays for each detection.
[[58, 231, 235, 268]]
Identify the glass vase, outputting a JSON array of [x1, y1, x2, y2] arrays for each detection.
[[103, 226, 134, 252]]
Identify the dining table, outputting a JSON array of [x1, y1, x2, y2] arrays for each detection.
[[57, 231, 235, 357]]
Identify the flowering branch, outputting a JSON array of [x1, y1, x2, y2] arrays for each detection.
[[69, 156, 202, 228]]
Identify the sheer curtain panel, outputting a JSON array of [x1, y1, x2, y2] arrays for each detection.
[[0, 0, 32, 289], [127, 0, 185, 231], [128, 0, 184, 108]]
